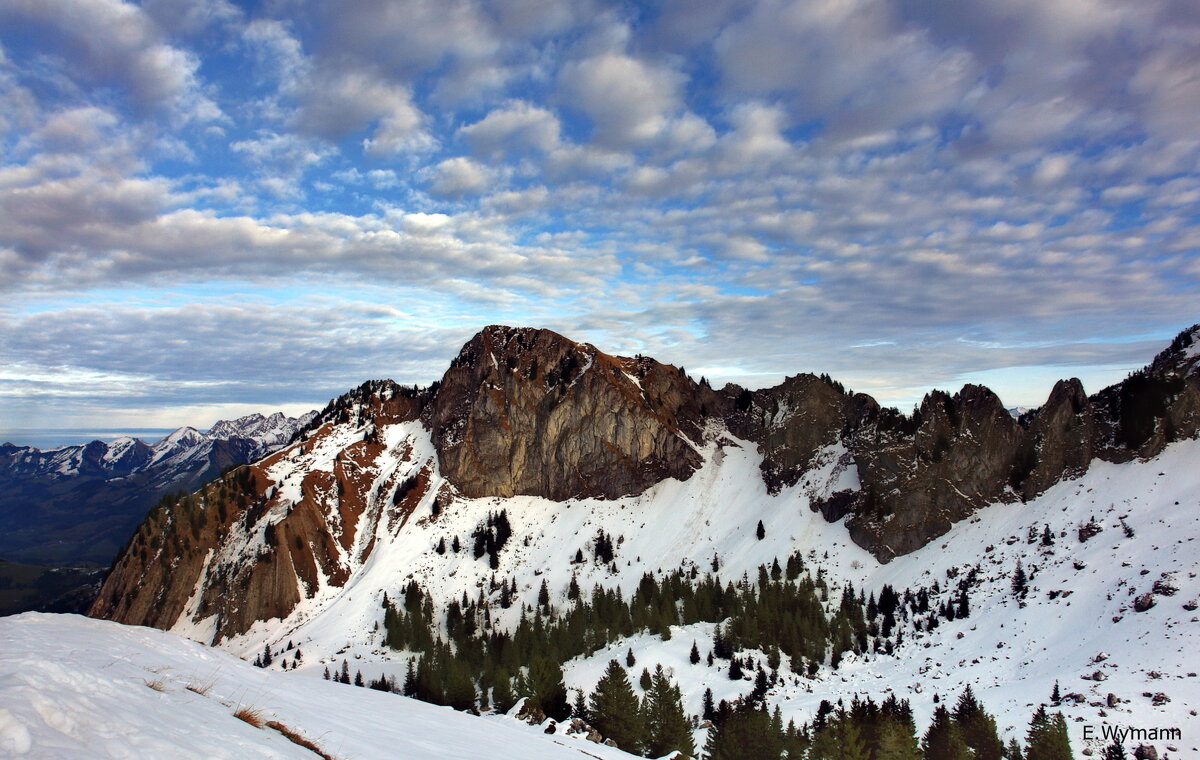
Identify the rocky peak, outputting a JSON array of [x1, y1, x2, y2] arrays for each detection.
[[425, 325, 710, 500]]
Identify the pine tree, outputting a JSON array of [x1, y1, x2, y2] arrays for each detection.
[[875, 718, 922, 760], [953, 685, 1004, 760], [1005, 737, 1024, 760], [626, 647, 636, 667], [323, 666, 330, 680], [354, 669, 364, 687], [704, 702, 780, 760], [922, 705, 971, 760], [702, 687, 716, 721], [639, 667, 652, 691], [262, 643, 273, 667], [588, 660, 646, 754], [1025, 708, 1072, 760], [403, 660, 417, 697], [644, 665, 695, 758], [339, 659, 350, 684], [690, 640, 701, 665], [1012, 559, 1028, 600], [1102, 741, 1128, 760], [729, 657, 744, 680], [756, 520, 766, 540], [1050, 681, 1061, 705], [527, 656, 570, 720], [492, 671, 515, 713]]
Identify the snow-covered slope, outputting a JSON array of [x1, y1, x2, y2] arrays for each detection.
[[563, 439, 1200, 756], [0, 613, 636, 760], [159, 413, 1198, 755]]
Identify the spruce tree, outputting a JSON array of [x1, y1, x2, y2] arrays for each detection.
[[1005, 737, 1025, 760], [626, 647, 636, 667], [875, 718, 922, 760], [690, 640, 701, 665], [527, 656, 570, 720], [588, 659, 646, 754], [644, 666, 695, 758], [1025, 709, 1072, 760], [922, 705, 971, 760], [704, 702, 780, 760], [1102, 741, 1127, 760], [953, 685, 1004, 760], [492, 671, 515, 713], [756, 520, 766, 540]]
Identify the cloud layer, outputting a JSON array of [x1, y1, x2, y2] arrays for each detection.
[[1, 0, 1197, 431]]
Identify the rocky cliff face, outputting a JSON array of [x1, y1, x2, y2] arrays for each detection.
[[89, 324, 1200, 638], [425, 326, 714, 500]]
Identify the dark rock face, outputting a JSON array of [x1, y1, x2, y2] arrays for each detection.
[[835, 385, 1023, 560], [425, 326, 712, 500]]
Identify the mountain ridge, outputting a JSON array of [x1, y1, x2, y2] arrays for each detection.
[[0, 410, 317, 566], [88, 323, 1200, 642]]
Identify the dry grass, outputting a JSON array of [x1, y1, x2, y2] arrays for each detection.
[[266, 720, 336, 760], [143, 678, 169, 692], [185, 677, 215, 696], [233, 704, 266, 729]]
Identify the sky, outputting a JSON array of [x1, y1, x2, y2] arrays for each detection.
[[0, 0, 1197, 440]]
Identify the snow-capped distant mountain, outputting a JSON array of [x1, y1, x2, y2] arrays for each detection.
[[0, 410, 315, 566], [89, 324, 1200, 757]]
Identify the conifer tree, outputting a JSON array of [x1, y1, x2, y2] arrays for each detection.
[[922, 705, 971, 760], [756, 520, 766, 540], [690, 640, 701, 665], [626, 647, 636, 667], [1025, 708, 1072, 760], [639, 667, 652, 691], [644, 666, 695, 758], [1012, 559, 1028, 600], [702, 687, 716, 721], [527, 656, 570, 720], [1005, 737, 1025, 760], [492, 671, 515, 713], [703, 702, 781, 760], [953, 685, 1004, 760], [340, 659, 350, 684], [875, 718, 922, 760], [588, 659, 646, 755], [1102, 742, 1127, 760]]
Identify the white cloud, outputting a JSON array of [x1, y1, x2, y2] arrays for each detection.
[[0, 0, 220, 122], [428, 157, 492, 198], [560, 53, 687, 147], [459, 101, 561, 157]]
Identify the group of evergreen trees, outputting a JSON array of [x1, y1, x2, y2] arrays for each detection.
[[700, 686, 1077, 760], [585, 659, 695, 757]]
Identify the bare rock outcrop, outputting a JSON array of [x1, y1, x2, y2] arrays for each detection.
[[424, 326, 713, 500]]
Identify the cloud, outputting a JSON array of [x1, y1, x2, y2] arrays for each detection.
[[459, 101, 561, 157], [560, 53, 687, 147], [427, 157, 492, 198], [0, 0, 220, 122], [294, 68, 432, 155]]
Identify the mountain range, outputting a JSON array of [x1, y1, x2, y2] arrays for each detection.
[[80, 323, 1200, 756], [0, 411, 315, 566]]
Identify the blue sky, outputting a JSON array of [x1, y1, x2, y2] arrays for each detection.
[[1, 0, 1197, 438]]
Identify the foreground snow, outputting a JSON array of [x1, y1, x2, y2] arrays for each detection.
[[0, 614, 635, 760]]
